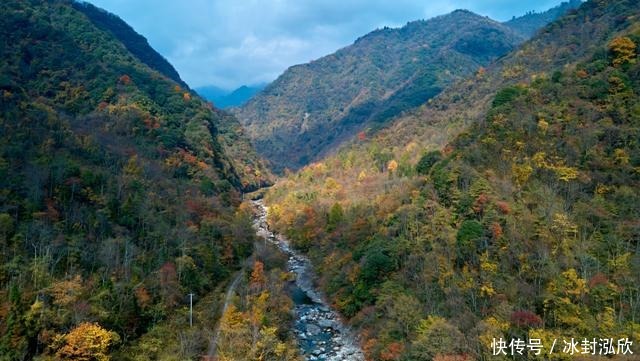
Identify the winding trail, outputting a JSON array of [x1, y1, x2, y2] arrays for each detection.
[[252, 199, 364, 361], [206, 265, 244, 359]]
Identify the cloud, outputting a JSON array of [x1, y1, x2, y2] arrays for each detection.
[[87, 0, 566, 89]]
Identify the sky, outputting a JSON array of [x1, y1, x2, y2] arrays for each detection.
[[86, 0, 564, 90]]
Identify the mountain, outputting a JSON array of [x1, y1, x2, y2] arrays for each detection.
[[195, 85, 229, 102], [72, 1, 188, 88], [0, 0, 271, 359], [504, 0, 583, 37], [196, 84, 266, 109], [264, 0, 640, 360], [235, 10, 526, 172]]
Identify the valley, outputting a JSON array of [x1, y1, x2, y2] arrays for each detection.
[[1, 0, 639, 360]]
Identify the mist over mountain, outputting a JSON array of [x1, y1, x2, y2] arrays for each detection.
[[196, 84, 266, 109]]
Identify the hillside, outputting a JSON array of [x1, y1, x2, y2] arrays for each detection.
[[0, 0, 272, 359], [264, 0, 640, 360], [235, 10, 525, 172], [504, 0, 583, 37], [72, 1, 187, 88]]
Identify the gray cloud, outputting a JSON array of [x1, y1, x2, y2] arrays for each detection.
[[87, 0, 564, 89]]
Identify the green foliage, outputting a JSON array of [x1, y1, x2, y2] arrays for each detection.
[[415, 150, 442, 175], [263, 1, 640, 360], [327, 202, 344, 231], [237, 11, 526, 172], [0, 1, 267, 359], [492, 85, 524, 107]]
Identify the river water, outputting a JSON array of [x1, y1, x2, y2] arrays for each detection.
[[252, 199, 365, 361]]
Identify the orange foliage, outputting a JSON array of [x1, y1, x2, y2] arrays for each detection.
[[576, 69, 588, 78], [491, 222, 503, 239], [134, 287, 151, 309], [250, 260, 267, 290], [380, 342, 404, 361], [387, 160, 398, 173], [142, 118, 160, 129], [118, 74, 131, 85], [495, 201, 511, 215], [180, 149, 198, 165], [363, 337, 378, 360], [183, 92, 192, 101]]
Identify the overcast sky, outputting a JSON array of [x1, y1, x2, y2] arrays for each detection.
[[87, 0, 565, 90]]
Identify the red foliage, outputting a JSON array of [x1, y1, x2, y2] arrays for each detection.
[[473, 193, 489, 214], [511, 310, 542, 328], [46, 198, 60, 221], [159, 262, 177, 287], [119, 74, 131, 85], [496, 201, 511, 215], [98, 101, 108, 110], [358, 131, 366, 141], [588, 272, 609, 288]]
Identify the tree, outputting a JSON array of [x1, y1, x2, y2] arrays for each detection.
[[416, 151, 442, 175], [250, 260, 267, 292], [327, 202, 344, 231], [609, 36, 636, 67], [54, 322, 120, 361], [387, 160, 398, 173], [410, 316, 465, 361]]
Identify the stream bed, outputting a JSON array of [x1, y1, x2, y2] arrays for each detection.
[[252, 199, 364, 361]]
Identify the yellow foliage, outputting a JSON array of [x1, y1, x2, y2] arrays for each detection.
[[553, 165, 578, 182], [479, 252, 498, 275], [324, 177, 341, 192], [609, 36, 637, 67], [614, 148, 630, 165], [560, 269, 587, 297], [124, 155, 142, 177], [55, 322, 120, 361], [357, 170, 367, 182], [49, 275, 83, 307], [532, 152, 548, 168], [537, 118, 549, 133], [512, 163, 533, 186], [479, 283, 496, 297]]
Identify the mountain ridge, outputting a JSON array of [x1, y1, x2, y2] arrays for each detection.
[[235, 10, 526, 172], [264, 1, 640, 360]]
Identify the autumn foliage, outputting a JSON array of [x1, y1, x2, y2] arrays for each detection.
[[54, 322, 120, 361]]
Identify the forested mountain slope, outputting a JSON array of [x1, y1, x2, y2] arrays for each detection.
[[265, 0, 640, 360], [72, 1, 188, 88], [504, 0, 582, 37], [0, 0, 271, 359], [235, 10, 525, 172]]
